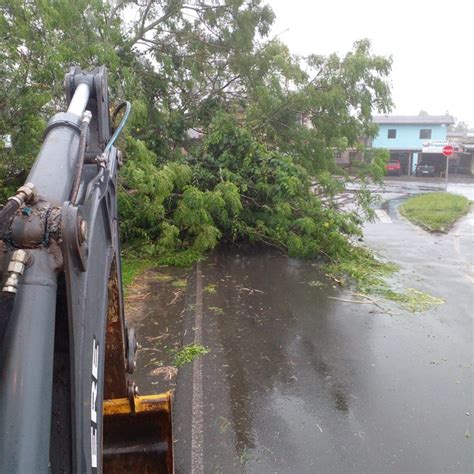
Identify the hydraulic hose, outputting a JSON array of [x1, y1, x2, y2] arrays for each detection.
[[105, 101, 131, 154], [69, 111, 92, 205], [0, 184, 36, 238], [0, 201, 20, 238], [70, 102, 130, 198]]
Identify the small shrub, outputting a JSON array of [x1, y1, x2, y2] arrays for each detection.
[[171, 344, 210, 368]]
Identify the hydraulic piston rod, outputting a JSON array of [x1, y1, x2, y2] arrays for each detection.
[[67, 82, 90, 117], [25, 84, 90, 203]]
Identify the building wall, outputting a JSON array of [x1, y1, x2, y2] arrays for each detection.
[[372, 123, 448, 149]]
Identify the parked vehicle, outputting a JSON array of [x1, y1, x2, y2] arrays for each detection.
[[415, 163, 436, 177], [385, 159, 401, 176]]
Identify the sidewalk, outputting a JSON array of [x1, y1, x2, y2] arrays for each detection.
[[384, 174, 474, 185]]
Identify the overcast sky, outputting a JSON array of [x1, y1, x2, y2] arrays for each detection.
[[268, 0, 473, 127]]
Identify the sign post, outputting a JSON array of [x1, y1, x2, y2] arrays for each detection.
[[442, 145, 454, 191]]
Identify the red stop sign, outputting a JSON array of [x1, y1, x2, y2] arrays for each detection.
[[442, 145, 454, 156]]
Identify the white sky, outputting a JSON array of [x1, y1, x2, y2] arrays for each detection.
[[268, 0, 473, 127]]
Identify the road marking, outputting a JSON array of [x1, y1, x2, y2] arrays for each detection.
[[191, 261, 204, 474], [374, 209, 392, 223]]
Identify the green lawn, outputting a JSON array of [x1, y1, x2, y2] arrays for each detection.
[[400, 192, 470, 232], [121, 257, 154, 288]]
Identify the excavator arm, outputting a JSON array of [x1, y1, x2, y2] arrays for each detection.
[[0, 67, 173, 474]]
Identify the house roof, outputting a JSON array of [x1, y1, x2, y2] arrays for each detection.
[[373, 115, 455, 125]]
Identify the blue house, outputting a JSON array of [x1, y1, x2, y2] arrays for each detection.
[[372, 115, 454, 175]]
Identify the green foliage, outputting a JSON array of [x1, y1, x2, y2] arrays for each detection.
[[2, 1, 394, 265], [400, 192, 470, 232], [371, 148, 390, 179], [380, 288, 444, 313], [326, 246, 399, 294], [358, 148, 390, 182], [326, 246, 444, 313], [204, 283, 217, 294], [121, 257, 154, 288], [0, 0, 127, 200], [171, 343, 210, 368], [171, 278, 187, 288]]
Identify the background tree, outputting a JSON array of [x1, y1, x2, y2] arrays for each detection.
[[1, 0, 393, 264], [448, 120, 469, 134]]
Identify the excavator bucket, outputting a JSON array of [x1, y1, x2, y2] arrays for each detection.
[[103, 392, 174, 473]]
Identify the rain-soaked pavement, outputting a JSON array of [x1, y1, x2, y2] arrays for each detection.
[[128, 178, 473, 473]]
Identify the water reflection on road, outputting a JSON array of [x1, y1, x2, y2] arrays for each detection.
[[130, 183, 473, 473]]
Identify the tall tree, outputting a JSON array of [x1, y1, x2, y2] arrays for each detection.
[[449, 120, 469, 134]]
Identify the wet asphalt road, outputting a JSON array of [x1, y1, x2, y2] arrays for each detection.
[[132, 179, 473, 473]]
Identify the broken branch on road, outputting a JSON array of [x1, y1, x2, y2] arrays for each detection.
[[328, 292, 395, 316]]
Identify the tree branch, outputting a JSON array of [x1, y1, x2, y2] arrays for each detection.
[[127, 2, 183, 47], [109, 0, 128, 18]]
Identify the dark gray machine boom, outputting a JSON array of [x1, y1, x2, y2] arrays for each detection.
[[0, 67, 173, 474]]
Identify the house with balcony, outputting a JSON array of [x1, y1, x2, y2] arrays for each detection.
[[372, 115, 454, 175]]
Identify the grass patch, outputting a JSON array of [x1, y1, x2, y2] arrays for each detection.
[[171, 278, 187, 288], [400, 192, 470, 232], [121, 257, 154, 288], [170, 343, 210, 367], [326, 246, 443, 313], [156, 249, 201, 268], [154, 273, 173, 282], [204, 283, 217, 294]]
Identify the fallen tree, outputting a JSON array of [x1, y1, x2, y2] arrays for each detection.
[[1, 0, 393, 264]]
